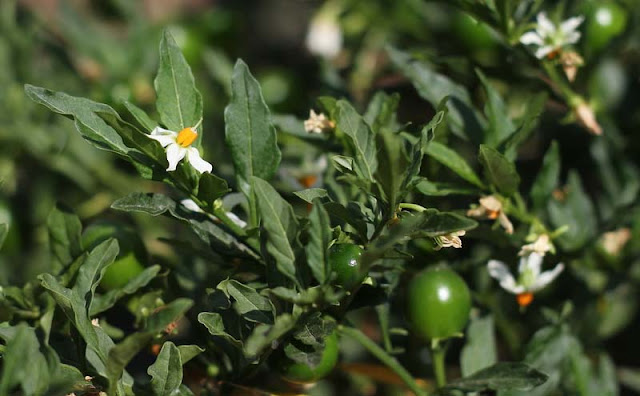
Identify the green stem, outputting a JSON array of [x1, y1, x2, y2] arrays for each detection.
[[338, 325, 429, 396], [431, 341, 447, 388]]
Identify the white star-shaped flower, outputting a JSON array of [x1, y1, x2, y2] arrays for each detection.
[[520, 12, 584, 59], [488, 253, 564, 307], [148, 126, 213, 173]]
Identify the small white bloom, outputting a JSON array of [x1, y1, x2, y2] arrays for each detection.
[[467, 195, 513, 234], [84, 376, 94, 381], [519, 234, 553, 257], [148, 126, 213, 173], [520, 12, 584, 59], [434, 230, 466, 250], [91, 318, 100, 327], [304, 110, 334, 134], [488, 253, 564, 306], [306, 12, 342, 58]]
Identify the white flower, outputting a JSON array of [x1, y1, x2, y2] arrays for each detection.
[[304, 110, 334, 134], [467, 195, 514, 234], [520, 12, 584, 59], [488, 253, 564, 306], [91, 318, 100, 327], [519, 234, 553, 257], [306, 12, 342, 58], [148, 126, 213, 173], [434, 230, 466, 250]]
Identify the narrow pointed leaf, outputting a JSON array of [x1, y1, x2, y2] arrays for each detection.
[[251, 177, 299, 285], [225, 60, 281, 195], [148, 342, 183, 396], [154, 30, 203, 141], [426, 141, 484, 188], [306, 199, 332, 284], [335, 100, 378, 182]]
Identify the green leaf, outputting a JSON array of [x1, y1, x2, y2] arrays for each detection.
[[155, 30, 203, 140], [148, 341, 183, 396], [364, 91, 400, 133], [217, 279, 275, 324], [476, 69, 515, 147], [91, 265, 162, 315], [124, 100, 156, 132], [387, 47, 484, 144], [0, 223, 7, 250], [426, 141, 484, 188], [72, 239, 120, 312], [25, 84, 130, 155], [177, 345, 204, 365], [414, 179, 479, 196], [144, 298, 194, 334], [530, 142, 560, 210], [197, 312, 243, 349], [502, 93, 547, 161], [293, 188, 329, 204], [225, 59, 281, 196], [375, 130, 409, 211], [323, 202, 369, 240], [112, 193, 257, 259], [197, 173, 230, 206], [47, 204, 83, 273], [335, 100, 378, 182], [251, 177, 299, 285], [306, 200, 332, 284], [419, 211, 478, 237], [447, 362, 548, 392], [0, 324, 51, 395], [293, 314, 336, 348], [478, 144, 520, 196], [547, 171, 596, 252], [244, 314, 296, 359], [461, 315, 497, 377], [106, 332, 154, 392]]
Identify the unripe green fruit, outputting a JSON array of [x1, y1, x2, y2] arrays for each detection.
[[406, 267, 472, 340]]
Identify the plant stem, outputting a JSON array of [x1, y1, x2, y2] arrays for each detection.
[[430, 341, 447, 388], [338, 325, 429, 396]]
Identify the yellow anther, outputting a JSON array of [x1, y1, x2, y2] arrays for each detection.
[[176, 127, 198, 147]]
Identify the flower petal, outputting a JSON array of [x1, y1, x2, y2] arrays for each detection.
[[534, 45, 554, 59], [488, 260, 522, 294], [149, 126, 177, 147], [186, 147, 213, 173], [536, 12, 555, 36], [520, 32, 544, 45], [498, 211, 514, 234], [166, 144, 187, 171], [520, 252, 543, 278], [560, 16, 584, 35], [565, 31, 581, 45], [530, 263, 564, 292]]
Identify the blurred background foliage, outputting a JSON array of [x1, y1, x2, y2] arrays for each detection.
[[3, 0, 640, 394]]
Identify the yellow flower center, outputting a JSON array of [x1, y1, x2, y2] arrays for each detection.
[[176, 127, 197, 148]]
